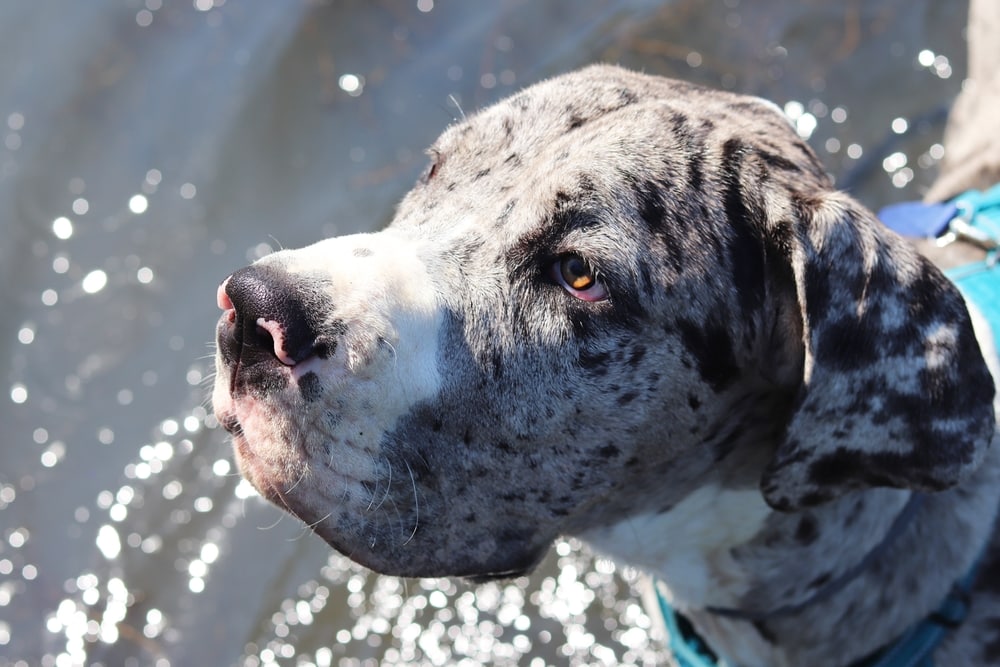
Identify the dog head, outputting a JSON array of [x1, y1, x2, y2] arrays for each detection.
[[212, 65, 995, 579]]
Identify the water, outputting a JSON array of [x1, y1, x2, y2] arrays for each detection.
[[0, 1, 966, 665]]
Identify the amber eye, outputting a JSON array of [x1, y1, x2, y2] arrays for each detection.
[[551, 254, 608, 302], [560, 255, 595, 290]]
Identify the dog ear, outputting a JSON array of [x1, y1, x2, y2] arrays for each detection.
[[759, 191, 996, 510]]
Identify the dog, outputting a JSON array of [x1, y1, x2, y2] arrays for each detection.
[[212, 44, 1000, 667]]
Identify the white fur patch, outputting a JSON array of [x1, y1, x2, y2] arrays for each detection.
[[580, 485, 772, 610], [213, 230, 444, 494]]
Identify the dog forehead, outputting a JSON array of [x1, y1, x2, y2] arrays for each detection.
[[417, 68, 799, 240], [435, 65, 789, 162]]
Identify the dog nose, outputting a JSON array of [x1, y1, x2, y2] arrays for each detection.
[[219, 265, 321, 365]]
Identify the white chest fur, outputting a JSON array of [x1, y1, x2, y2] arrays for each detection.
[[580, 484, 772, 610], [581, 485, 779, 666]]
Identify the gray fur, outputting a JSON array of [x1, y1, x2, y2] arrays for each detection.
[[213, 45, 1000, 667]]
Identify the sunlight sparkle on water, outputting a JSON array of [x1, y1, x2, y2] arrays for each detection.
[[338, 74, 365, 97], [129, 194, 149, 214], [82, 270, 108, 294], [52, 216, 73, 239], [96, 525, 121, 560], [10, 384, 27, 404]]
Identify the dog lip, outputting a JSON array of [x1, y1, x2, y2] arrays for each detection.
[[464, 567, 533, 583], [220, 414, 242, 435]]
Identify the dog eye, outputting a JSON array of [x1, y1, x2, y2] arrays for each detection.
[[551, 254, 608, 302]]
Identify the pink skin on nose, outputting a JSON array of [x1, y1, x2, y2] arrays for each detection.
[[217, 279, 235, 319], [217, 277, 297, 366], [255, 318, 297, 366]]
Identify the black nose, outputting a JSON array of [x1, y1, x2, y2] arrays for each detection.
[[222, 265, 322, 366]]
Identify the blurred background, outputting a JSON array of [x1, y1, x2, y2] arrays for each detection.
[[0, 1, 967, 665]]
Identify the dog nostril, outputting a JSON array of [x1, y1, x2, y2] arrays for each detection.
[[251, 323, 275, 352], [221, 265, 323, 365]]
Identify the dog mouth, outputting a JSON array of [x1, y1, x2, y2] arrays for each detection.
[[218, 413, 294, 503], [215, 401, 554, 581]]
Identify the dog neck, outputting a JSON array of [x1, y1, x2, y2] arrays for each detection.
[[580, 454, 999, 667]]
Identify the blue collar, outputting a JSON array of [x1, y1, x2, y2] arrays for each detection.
[[656, 557, 981, 667], [653, 188, 999, 667], [656, 495, 980, 667]]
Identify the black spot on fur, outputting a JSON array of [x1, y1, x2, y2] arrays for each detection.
[[721, 139, 768, 327], [814, 312, 883, 371], [636, 181, 668, 231], [677, 318, 740, 391], [667, 111, 707, 193], [756, 149, 801, 173], [808, 571, 832, 590], [312, 337, 336, 360], [502, 116, 514, 138], [688, 393, 702, 410], [474, 168, 491, 180], [752, 620, 777, 644], [597, 444, 622, 459], [795, 516, 819, 545], [236, 367, 289, 397], [984, 631, 1000, 664], [490, 350, 504, 378], [617, 87, 639, 105], [579, 350, 610, 374], [628, 346, 646, 367], [299, 372, 322, 402], [618, 392, 638, 405]]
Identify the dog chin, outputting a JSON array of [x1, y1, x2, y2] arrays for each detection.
[[305, 517, 551, 581]]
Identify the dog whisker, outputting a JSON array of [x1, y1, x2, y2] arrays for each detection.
[[403, 459, 420, 546], [369, 456, 394, 514]]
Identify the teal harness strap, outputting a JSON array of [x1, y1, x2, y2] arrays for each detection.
[[946, 260, 1000, 341], [655, 554, 982, 667], [935, 185, 1000, 340], [656, 585, 723, 667]]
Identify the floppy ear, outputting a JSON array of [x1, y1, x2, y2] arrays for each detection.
[[759, 191, 996, 511]]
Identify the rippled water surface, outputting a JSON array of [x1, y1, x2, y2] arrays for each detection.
[[0, 1, 967, 665]]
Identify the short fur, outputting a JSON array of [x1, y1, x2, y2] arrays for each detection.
[[213, 44, 1000, 667]]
